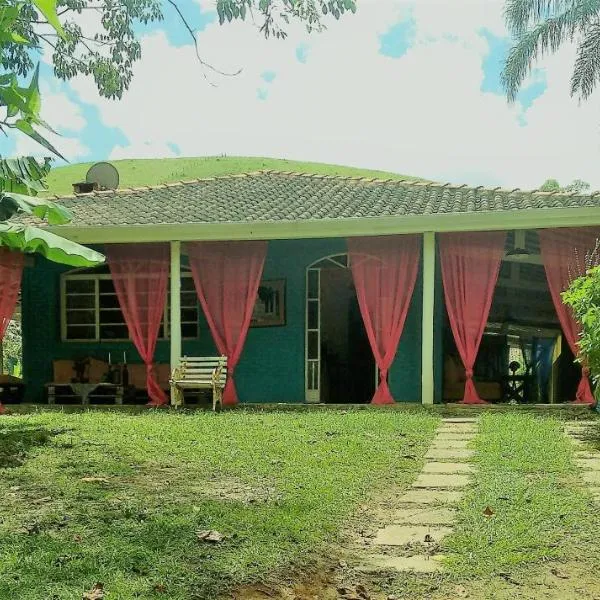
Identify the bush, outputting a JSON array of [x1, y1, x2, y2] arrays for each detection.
[[563, 266, 600, 386]]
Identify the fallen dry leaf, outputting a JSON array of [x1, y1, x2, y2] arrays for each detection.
[[82, 582, 104, 600], [455, 585, 469, 598], [197, 529, 225, 543], [32, 497, 52, 504], [153, 583, 167, 593], [80, 477, 109, 483], [550, 567, 569, 580], [424, 533, 434, 543], [483, 506, 495, 517]]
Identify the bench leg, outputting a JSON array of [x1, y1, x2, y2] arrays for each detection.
[[212, 385, 223, 412], [171, 385, 184, 408], [48, 385, 55, 405]]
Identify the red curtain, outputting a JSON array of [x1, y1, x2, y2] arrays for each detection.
[[187, 241, 267, 405], [347, 235, 421, 405], [106, 244, 169, 406], [0, 249, 24, 414], [539, 227, 600, 405], [439, 231, 506, 404]]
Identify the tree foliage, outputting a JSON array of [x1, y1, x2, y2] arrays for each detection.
[[539, 177, 591, 192], [3, 0, 356, 104], [563, 260, 600, 387], [502, 0, 600, 101]]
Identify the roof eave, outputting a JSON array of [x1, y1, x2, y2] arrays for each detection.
[[45, 205, 600, 245]]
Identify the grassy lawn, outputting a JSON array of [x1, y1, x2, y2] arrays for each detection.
[[43, 156, 425, 197], [433, 413, 600, 598], [0, 409, 438, 600]]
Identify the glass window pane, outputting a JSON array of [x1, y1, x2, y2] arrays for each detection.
[[66, 325, 95, 340], [66, 294, 95, 310], [182, 323, 198, 338], [99, 294, 121, 309], [99, 309, 126, 325], [100, 325, 129, 340], [181, 309, 197, 323], [307, 300, 318, 329], [98, 279, 116, 294], [306, 361, 319, 390], [181, 292, 197, 307], [307, 331, 319, 359], [66, 279, 94, 294], [66, 310, 95, 325], [308, 270, 319, 299], [181, 277, 195, 291]]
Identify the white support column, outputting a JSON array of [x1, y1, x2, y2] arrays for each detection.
[[421, 232, 436, 405], [170, 241, 181, 405]]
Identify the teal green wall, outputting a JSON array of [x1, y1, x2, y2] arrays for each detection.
[[22, 238, 443, 404]]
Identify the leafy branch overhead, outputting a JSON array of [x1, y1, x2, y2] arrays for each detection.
[[4, 0, 356, 104], [216, 0, 356, 39], [502, 0, 600, 101]]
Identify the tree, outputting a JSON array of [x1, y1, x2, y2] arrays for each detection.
[[539, 178, 591, 193], [5, 0, 356, 101], [563, 260, 600, 392], [502, 0, 600, 102]]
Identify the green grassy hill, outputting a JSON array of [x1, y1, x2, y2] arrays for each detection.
[[44, 156, 424, 196]]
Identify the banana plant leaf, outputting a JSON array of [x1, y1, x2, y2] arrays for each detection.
[[0, 223, 104, 267], [0, 192, 72, 224]]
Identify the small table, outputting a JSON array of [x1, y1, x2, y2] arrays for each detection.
[[46, 382, 123, 405], [503, 375, 531, 404]]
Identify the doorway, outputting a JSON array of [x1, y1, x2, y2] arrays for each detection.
[[305, 254, 375, 403]]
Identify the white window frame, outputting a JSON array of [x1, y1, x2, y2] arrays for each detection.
[[60, 268, 199, 343]]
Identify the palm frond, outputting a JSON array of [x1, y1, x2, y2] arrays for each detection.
[[505, 0, 575, 35], [571, 21, 600, 97], [502, 1, 600, 101]]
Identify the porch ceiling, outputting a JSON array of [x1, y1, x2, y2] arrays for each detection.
[[16, 170, 600, 243]]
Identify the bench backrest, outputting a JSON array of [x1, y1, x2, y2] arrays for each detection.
[[179, 356, 227, 386]]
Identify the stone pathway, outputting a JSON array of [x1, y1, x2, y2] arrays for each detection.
[[356, 418, 478, 574], [564, 420, 600, 502]]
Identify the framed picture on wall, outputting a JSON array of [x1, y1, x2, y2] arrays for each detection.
[[251, 279, 286, 327]]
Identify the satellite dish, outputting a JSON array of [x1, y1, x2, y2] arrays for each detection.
[[86, 162, 119, 190]]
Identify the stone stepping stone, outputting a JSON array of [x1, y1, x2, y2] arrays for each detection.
[[356, 554, 445, 573], [391, 507, 456, 526], [442, 418, 478, 423], [413, 473, 470, 489], [400, 489, 464, 505], [374, 525, 452, 546], [434, 433, 474, 441], [430, 439, 471, 449], [437, 426, 477, 435], [576, 451, 598, 460], [423, 462, 474, 474], [583, 471, 600, 485], [575, 458, 600, 471], [425, 448, 475, 460]]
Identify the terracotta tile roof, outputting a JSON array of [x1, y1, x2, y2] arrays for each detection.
[[30, 170, 600, 228]]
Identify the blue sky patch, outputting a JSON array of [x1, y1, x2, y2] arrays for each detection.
[[480, 28, 547, 110], [167, 142, 182, 156], [296, 43, 309, 64], [134, 0, 216, 47], [261, 70, 277, 83], [379, 17, 416, 59]]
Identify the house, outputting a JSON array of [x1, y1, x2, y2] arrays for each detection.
[[16, 170, 600, 406]]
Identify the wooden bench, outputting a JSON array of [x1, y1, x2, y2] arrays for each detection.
[[170, 356, 227, 411]]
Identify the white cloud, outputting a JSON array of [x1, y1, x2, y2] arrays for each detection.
[[63, 0, 600, 189]]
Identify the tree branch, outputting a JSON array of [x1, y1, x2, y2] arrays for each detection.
[[165, 0, 242, 83]]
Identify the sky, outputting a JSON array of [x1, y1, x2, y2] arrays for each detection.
[[3, 0, 600, 189]]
